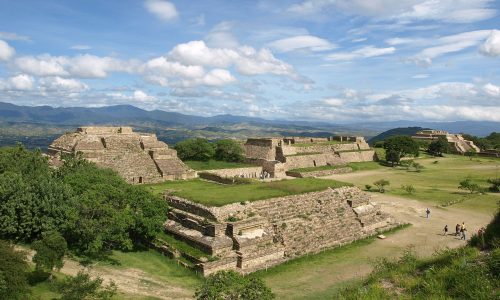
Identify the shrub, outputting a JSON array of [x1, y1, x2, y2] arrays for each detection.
[[487, 178, 500, 192], [373, 179, 390, 193], [402, 184, 416, 194], [458, 178, 480, 194], [58, 271, 116, 300], [365, 184, 372, 191]]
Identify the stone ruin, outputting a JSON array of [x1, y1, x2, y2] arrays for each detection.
[[244, 136, 376, 177], [48, 126, 196, 184], [412, 130, 480, 154], [164, 186, 397, 276]]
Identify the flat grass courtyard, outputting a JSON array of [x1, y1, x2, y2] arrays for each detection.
[[146, 177, 351, 206]]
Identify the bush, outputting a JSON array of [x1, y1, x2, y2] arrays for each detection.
[[174, 138, 215, 161], [194, 270, 274, 300], [373, 179, 390, 193], [58, 271, 116, 300], [365, 184, 372, 191], [458, 178, 480, 194], [214, 139, 244, 162], [487, 178, 500, 192], [402, 184, 416, 194]]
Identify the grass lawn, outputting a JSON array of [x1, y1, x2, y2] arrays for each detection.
[[344, 155, 500, 212], [184, 159, 255, 170], [289, 161, 383, 173], [146, 178, 351, 206]]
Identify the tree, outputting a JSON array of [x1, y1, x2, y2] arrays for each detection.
[[458, 178, 480, 194], [465, 149, 477, 160], [383, 136, 419, 159], [214, 139, 244, 162], [195, 270, 274, 300], [487, 178, 500, 192], [0, 241, 29, 300], [373, 179, 390, 193], [58, 271, 116, 300], [174, 138, 215, 161], [385, 150, 400, 167], [32, 231, 67, 273], [428, 137, 450, 156]]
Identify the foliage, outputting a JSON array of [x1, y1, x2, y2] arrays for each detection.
[[32, 231, 67, 272], [458, 178, 480, 194], [214, 139, 244, 162], [385, 150, 400, 167], [0, 146, 167, 257], [373, 141, 384, 148], [194, 270, 274, 300], [465, 149, 477, 160], [58, 271, 116, 300], [0, 240, 30, 300], [174, 138, 215, 161], [383, 135, 420, 158], [365, 184, 372, 191], [373, 179, 390, 193], [402, 184, 416, 194], [488, 178, 500, 192], [463, 132, 500, 151], [427, 136, 450, 156], [412, 162, 424, 172]]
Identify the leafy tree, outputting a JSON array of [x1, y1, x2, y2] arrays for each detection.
[[0, 241, 29, 300], [384, 136, 419, 159], [385, 150, 400, 167], [32, 231, 67, 273], [175, 138, 215, 161], [465, 149, 477, 160], [195, 270, 274, 300], [458, 178, 480, 194], [373, 179, 390, 193], [58, 271, 116, 300], [428, 137, 450, 156], [214, 139, 244, 162]]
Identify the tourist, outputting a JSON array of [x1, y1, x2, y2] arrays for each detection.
[[426, 208, 430, 218], [443, 225, 448, 236], [460, 222, 467, 240], [455, 224, 461, 236]]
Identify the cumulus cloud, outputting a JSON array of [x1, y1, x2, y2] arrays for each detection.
[[287, 0, 497, 24], [480, 30, 500, 56], [39, 76, 88, 92], [0, 74, 34, 91], [0, 39, 15, 61], [144, 0, 178, 22], [14, 54, 137, 78], [133, 90, 156, 102], [483, 83, 500, 97], [326, 45, 395, 61], [269, 35, 336, 52]]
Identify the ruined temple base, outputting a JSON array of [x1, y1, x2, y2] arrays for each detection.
[[163, 186, 398, 276]]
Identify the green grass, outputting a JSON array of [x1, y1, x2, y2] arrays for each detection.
[[156, 231, 211, 260], [347, 161, 383, 171], [184, 159, 255, 170], [347, 155, 500, 212], [146, 178, 351, 206]]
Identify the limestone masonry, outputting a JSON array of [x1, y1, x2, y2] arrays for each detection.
[[244, 136, 376, 177], [412, 129, 480, 154], [164, 186, 397, 276], [48, 126, 196, 183]]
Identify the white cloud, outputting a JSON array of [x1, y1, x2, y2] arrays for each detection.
[[287, 0, 497, 24], [323, 98, 344, 106], [145, 0, 178, 22], [39, 76, 88, 92], [204, 22, 239, 48], [483, 83, 500, 97], [133, 90, 156, 102], [269, 35, 336, 52], [70, 44, 92, 50], [480, 30, 500, 57], [326, 45, 395, 61], [9, 74, 34, 90], [14, 54, 137, 78], [0, 32, 31, 42], [202, 69, 237, 86], [412, 74, 429, 79], [0, 39, 15, 61]]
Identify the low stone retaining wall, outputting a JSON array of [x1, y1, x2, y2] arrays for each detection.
[[203, 166, 263, 179], [286, 167, 353, 178]]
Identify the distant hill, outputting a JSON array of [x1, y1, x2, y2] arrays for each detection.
[[368, 127, 430, 144]]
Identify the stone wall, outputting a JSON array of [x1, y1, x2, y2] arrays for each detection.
[[164, 186, 396, 275], [338, 150, 376, 162], [284, 153, 346, 170], [286, 167, 353, 178], [203, 167, 263, 179], [244, 138, 280, 160]]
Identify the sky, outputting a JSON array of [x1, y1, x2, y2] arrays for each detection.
[[0, 0, 499, 123]]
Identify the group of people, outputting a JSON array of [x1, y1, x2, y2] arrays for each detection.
[[259, 171, 270, 180], [443, 223, 468, 240]]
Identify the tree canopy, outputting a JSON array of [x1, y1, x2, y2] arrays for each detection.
[[32, 231, 67, 273], [427, 137, 450, 156], [0, 240, 30, 300], [383, 136, 419, 158], [214, 139, 244, 162], [174, 138, 215, 161]]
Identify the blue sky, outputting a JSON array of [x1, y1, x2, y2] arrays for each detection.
[[0, 0, 499, 123]]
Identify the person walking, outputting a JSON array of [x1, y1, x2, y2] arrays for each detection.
[[455, 224, 461, 236], [426, 208, 430, 218], [460, 222, 467, 240], [443, 225, 448, 236]]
